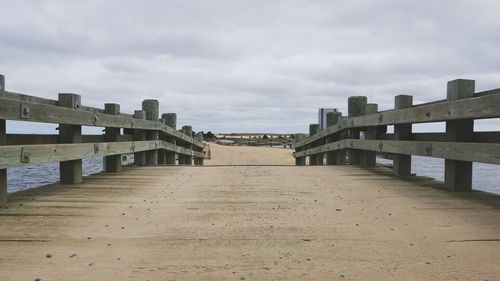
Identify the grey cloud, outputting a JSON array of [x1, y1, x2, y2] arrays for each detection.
[[1, 0, 500, 134]]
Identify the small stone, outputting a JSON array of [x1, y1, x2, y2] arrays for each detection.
[[88, 262, 94, 266], [46, 254, 52, 258], [122, 213, 125, 215], [35, 278, 42, 281], [336, 209, 342, 211], [69, 253, 77, 258], [107, 243, 112, 246], [425, 262, 431, 265]]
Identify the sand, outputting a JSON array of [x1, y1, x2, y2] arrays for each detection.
[[0, 143, 499, 280]]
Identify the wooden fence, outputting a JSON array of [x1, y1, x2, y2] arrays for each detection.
[[0, 74, 205, 205], [294, 79, 500, 192]]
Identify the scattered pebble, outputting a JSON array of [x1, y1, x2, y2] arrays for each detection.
[[69, 253, 77, 258], [46, 254, 52, 258], [88, 262, 94, 266], [336, 209, 342, 211], [35, 278, 41, 281]]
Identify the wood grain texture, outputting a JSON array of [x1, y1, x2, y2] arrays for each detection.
[[0, 140, 203, 169]]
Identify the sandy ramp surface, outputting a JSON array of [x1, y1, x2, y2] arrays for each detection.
[[0, 145, 499, 280], [205, 143, 295, 165]]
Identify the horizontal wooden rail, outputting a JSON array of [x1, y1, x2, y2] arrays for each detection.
[[294, 79, 500, 192], [5, 134, 135, 145], [0, 140, 203, 169], [379, 132, 500, 143], [295, 139, 500, 165]]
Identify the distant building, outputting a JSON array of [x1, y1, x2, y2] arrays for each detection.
[[318, 108, 338, 129]]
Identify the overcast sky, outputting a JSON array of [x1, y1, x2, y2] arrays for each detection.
[[1, 0, 499, 134]]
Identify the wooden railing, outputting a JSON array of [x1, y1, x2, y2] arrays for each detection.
[[294, 79, 500, 192], [0, 74, 205, 205]]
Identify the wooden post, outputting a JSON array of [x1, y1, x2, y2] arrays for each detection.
[[348, 96, 367, 165], [294, 133, 306, 166], [163, 113, 177, 165], [194, 133, 204, 165], [326, 112, 342, 165], [104, 103, 121, 172], [0, 74, 6, 206], [360, 103, 378, 167], [133, 110, 147, 165], [393, 95, 413, 176], [182, 125, 193, 165], [58, 93, 83, 184], [158, 117, 168, 165], [445, 79, 474, 191], [142, 99, 159, 165], [309, 124, 319, 165]]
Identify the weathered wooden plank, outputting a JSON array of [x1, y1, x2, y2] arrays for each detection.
[[381, 132, 500, 143], [0, 140, 203, 169], [295, 139, 500, 166], [295, 92, 500, 148], [0, 97, 203, 148], [5, 134, 133, 145]]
